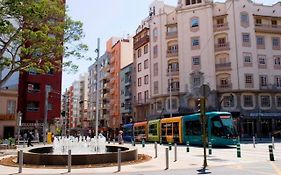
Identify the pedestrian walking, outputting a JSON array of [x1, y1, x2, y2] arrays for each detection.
[[27, 131, 34, 147]]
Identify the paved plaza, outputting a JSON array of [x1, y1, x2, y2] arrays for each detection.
[[0, 142, 280, 175]]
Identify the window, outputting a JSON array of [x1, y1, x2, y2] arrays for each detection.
[[272, 37, 280, 49], [244, 95, 253, 107], [240, 12, 249, 25], [153, 63, 158, 76], [144, 59, 148, 69], [276, 96, 281, 107], [28, 83, 40, 93], [272, 20, 277, 27], [144, 44, 148, 54], [137, 77, 142, 87], [27, 102, 39, 112], [255, 18, 262, 25], [153, 28, 158, 41], [191, 37, 200, 48], [256, 36, 265, 48], [167, 98, 178, 110], [242, 33, 250, 43], [185, 121, 201, 135], [156, 100, 162, 111], [137, 63, 141, 72], [186, 0, 191, 5], [191, 0, 196, 4], [258, 55, 266, 65], [259, 75, 267, 87], [260, 95, 270, 108], [274, 56, 281, 65], [144, 90, 149, 102], [245, 74, 253, 84], [154, 81, 159, 94], [137, 48, 142, 58], [144, 75, 149, 85], [193, 77, 201, 87], [137, 92, 142, 102], [243, 53, 252, 64], [217, 18, 224, 25], [153, 45, 158, 58], [7, 100, 16, 114], [192, 56, 200, 65], [275, 76, 281, 87], [149, 123, 158, 136], [191, 18, 199, 28]]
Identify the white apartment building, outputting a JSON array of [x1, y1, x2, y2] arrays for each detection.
[[134, 0, 281, 138]]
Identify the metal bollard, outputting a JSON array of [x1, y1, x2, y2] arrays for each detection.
[[18, 150, 23, 173], [186, 141, 190, 152], [237, 142, 241, 158], [165, 148, 169, 170], [132, 140, 135, 146], [253, 136, 255, 148], [174, 143, 177, 162], [160, 137, 162, 145], [154, 142, 158, 158], [68, 150, 71, 173], [117, 148, 121, 171], [272, 136, 275, 149], [113, 139, 115, 144], [142, 139, 145, 148], [269, 145, 274, 161], [208, 142, 212, 155], [168, 142, 172, 151], [23, 139, 26, 148]]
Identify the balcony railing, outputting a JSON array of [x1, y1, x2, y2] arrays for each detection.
[[135, 99, 150, 106], [215, 62, 232, 71], [167, 87, 180, 92], [260, 84, 281, 91], [216, 83, 232, 91], [167, 68, 179, 76], [167, 49, 178, 58], [215, 42, 230, 52], [255, 24, 281, 34], [134, 35, 149, 50], [166, 31, 178, 39], [213, 23, 229, 32]]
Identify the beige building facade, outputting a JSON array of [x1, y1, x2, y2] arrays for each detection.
[[0, 88, 18, 139], [134, 0, 281, 138]]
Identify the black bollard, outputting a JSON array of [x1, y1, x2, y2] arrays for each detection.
[[269, 145, 274, 161]]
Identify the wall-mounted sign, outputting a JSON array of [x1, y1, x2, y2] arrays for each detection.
[[0, 114, 16, 120]]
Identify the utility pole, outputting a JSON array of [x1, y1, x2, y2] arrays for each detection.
[[95, 38, 100, 140], [43, 85, 50, 144], [169, 65, 172, 118], [200, 84, 209, 169]]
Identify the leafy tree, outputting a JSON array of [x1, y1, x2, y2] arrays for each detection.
[[0, 0, 89, 87]]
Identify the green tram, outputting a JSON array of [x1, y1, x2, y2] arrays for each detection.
[[124, 111, 238, 146]]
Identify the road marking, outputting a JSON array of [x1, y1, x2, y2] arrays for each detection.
[[270, 162, 281, 175]]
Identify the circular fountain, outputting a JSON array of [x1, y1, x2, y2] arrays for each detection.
[[22, 134, 137, 165]]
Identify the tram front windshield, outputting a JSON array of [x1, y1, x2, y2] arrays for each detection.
[[211, 115, 237, 138]]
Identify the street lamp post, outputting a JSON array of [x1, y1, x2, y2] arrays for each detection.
[[17, 111, 22, 145], [43, 85, 50, 144]]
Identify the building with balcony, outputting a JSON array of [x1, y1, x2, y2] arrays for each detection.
[[120, 63, 133, 124], [134, 0, 281, 138]]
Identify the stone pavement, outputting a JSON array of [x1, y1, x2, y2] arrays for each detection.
[[0, 142, 280, 175]]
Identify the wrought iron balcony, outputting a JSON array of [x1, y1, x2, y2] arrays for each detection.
[[255, 24, 281, 34], [216, 83, 232, 91], [213, 23, 229, 32], [215, 42, 230, 52], [167, 49, 178, 58], [215, 62, 232, 71], [134, 35, 149, 50], [166, 31, 178, 39]]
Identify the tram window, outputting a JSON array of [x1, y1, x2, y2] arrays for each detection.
[[173, 122, 179, 137], [149, 123, 158, 136], [185, 121, 201, 135], [135, 126, 145, 135], [167, 123, 172, 135], [161, 123, 167, 136], [211, 117, 224, 136]]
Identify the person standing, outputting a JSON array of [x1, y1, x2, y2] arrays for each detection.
[[27, 131, 34, 147]]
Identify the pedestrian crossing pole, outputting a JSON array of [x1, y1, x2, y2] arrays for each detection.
[[208, 141, 212, 155], [186, 141, 190, 152], [237, 142, 241, 158], [269, 145, 274, 161]]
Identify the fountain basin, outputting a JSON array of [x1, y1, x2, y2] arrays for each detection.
[[22, 145, 138, 165]]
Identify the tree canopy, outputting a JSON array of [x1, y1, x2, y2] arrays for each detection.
[[0, 0, 89, 87]]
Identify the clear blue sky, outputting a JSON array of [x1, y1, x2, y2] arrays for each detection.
[[63, 0, 278, 90]]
